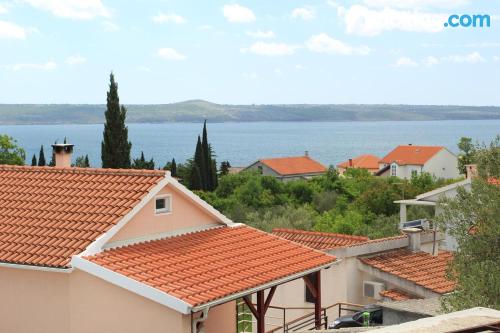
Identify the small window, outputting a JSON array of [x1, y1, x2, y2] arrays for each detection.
[[304, 272, 318, 303], [411, 170, 418, 177], [391, 164, 397, 177], [155, 195, 172, 214], [257, 165, 263, 174]]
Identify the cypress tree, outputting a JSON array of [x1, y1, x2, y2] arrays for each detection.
[[38, 145, 46, 166], [48, 142, 55, 166], [201, 120, 211, 190], [171, 158, 177, 177], [84, 155, 90, 168], [31, 154, 37, 166], [101, 72, 132, 168], [190, 137, 204, 190]]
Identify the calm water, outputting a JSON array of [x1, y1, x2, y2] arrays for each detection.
[[1, 120, 499, 168]]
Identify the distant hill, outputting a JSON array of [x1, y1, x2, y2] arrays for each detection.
[[0, 100, 499, 125]]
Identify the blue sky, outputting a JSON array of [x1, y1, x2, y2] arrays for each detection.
[[0, 0, 499, 105]]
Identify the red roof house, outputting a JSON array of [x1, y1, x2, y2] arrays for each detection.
[[244, 154, 327, 181], [336, 154, 380, 175]]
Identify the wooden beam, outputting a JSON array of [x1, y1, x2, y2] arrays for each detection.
[[263, 286, 277, 314], [303, 275, 317, 299], [257, 290, 265, 333], [314, 271, 322, 329], [243, 295, 259, 320]]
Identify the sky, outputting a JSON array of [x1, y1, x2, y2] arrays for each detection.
[[0, 0, 499, 105]]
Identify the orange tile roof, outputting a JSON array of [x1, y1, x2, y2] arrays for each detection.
[[379, 146, 444, 166], [0, 165, 165, 268], [259, 156, 327, 176], [359, 249, 455, 294], [379, 289, 417, 301], [272, 228, 369, 250], [85, 225, 337, 307], [488, 177, 500, 186], [337, 154, 380, 170]]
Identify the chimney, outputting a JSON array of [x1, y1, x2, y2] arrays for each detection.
[[465, 164, 478, 179], [52, 143, 74, 168], [305, 151, 309, 157], [348, 158, 353, 167], [402, 227, 422, 252]]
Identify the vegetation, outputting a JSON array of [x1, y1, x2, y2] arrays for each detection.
[[199, 168, 456, 238], [101, 72, 132, 168], [188, 121, 218, 191], [438, 136, 500, 311], [0, 135, 25, 165], [457, 137, 476, 174], [132, 151, 155, 170], [38, 145, 47, 166], [74, 155, 90, 168]]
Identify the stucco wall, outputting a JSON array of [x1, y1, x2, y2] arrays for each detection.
[[203, 301, 237, 333], [0, 267, 70, 333], [423, 149, 459, 179], [109, 183, 221, 244], [245, 162, 280, 177]]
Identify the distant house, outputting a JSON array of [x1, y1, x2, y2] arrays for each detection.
[[337, 154, 380, 175], [377, 145, 459, 179], [244, 153, 327, 182]]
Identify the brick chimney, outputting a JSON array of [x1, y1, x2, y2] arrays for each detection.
[[348, 158, 353, 167], [402, 227, 422, 252], [52, 143, 74, 168]]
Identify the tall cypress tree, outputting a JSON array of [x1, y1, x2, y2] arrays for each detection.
[[84, 155, 90, 168], [31, 154, 37, 166], [101, 72, 132, 168], [171, 158, 177, 177], [190, 136, 204, 190], [201, 120, 211, 189], [38, 145, 46, 166]]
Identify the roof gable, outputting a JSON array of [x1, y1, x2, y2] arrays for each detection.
[[258, 156, 327, 176], [380, 146, 444, 166], [0, 165, 165, 268], [337, 154, 380, 170]]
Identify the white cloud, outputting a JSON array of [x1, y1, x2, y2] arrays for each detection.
[[327, 1, 339, 8], [362, 0, 469, 9], [306, 33, 370, 55], [494, 56, 500, 62], [198, 25, 213, 30], [157, 47, 186, 61], [0, 20, 27, 39], [338, 5, 446, 36], [222, 4, 255, 23], [242, 42, 298, 56], [423, 56, 439, 66], [443, 52, 485, 64], [274, 68, 283, 75], [65, 55, 86, 65], [152, 12, 186, 24], [291, 7, 315, 20], [21, 0, 110, 20], [246, 30, 275, 39], [2, 61, 57, 71], [102, 20, 119, 31], [395, 56, 419, 67], [295, 64, 306, 70], [0, 3, 9, 14]]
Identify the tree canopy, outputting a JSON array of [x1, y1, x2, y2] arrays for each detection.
[[0, 135, 25, 165]]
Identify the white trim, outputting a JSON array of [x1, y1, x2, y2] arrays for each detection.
[[154, 194, 172, 215], [0, 261, 73, 273], [103, 223, 223, 250], [191, 260, 338, 312], [415, 178, 470, 201], [71, 256, 192, 314]]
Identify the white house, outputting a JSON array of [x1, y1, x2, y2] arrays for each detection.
[[377, 145, 459, 180]]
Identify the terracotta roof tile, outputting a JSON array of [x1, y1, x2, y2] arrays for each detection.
[[488, 177, 500, 186], [272, 228, 369, 250], [379, 146, 444, 166], [85, 225, 337, 307], [359, 249, 455, 294], [0, 165, 165, 268], [337, 154, 380, 170], [379, 289, 418, 301], [259, 156, 327, 176]]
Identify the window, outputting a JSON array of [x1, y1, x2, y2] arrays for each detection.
[[257, 165, 263, 174], [155, 195, 172, 214], [304, 272, 318, 303], [391, 164, 397, 177], [411, 170, 418, 177]]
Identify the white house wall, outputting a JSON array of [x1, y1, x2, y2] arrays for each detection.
[[423, 149, 460, 179]]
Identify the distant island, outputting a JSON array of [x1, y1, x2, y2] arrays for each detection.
[[0, 100, 499, 125]]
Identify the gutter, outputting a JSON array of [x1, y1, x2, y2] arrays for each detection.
[[0, 261, 73, 273], [191, 260, 338, 313]]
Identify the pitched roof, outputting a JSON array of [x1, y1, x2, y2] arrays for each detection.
[[0, 165, 165, 268], [84, 225, 336, 308], [379, 146, 445, 166], [337, 154, 380, 170], [488, 177, 500, 186], [272, 228, 369, 250], [379, 289, 417, 301], [258, 156, 327, 176], [359, 249, 455, 294]]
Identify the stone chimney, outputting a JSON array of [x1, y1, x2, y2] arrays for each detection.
[[52, 143, 74, 168], [402, 227, 422, 252], [465, 164, 478, 179]]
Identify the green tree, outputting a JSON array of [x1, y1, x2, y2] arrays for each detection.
[[220, 161, 231, 176], [132, 151, 155, 170], [74, 155, 90, 168], [101, 72, 132, 168], [457, 137, 476, 175], [31, 154, 37, 166], [0, 135, 25, 165], [38, 145, 46, 166], [170, 158, 177, 177], [190, 137, 204, 190], [437, 138, 500, 312]]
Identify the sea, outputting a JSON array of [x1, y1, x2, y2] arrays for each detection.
[[0, 120, 499, 168]]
